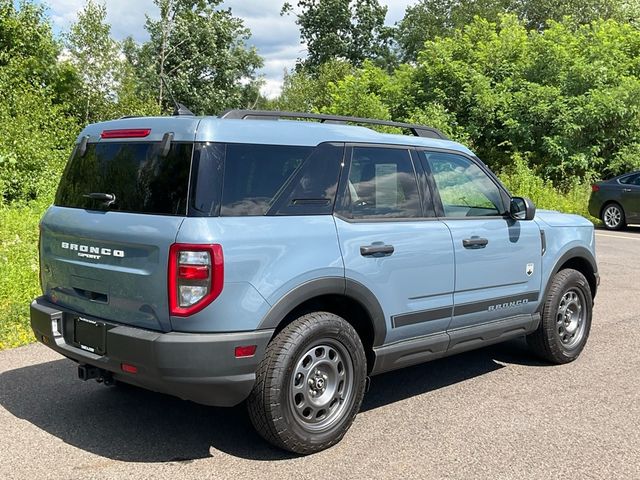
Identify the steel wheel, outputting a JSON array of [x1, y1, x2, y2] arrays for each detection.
[[248, 312, 367, 454], [527, 268, 593, 364], [602, 204, 623, 230], [290, 340, 354, 432], [556, 288, 587, 350]]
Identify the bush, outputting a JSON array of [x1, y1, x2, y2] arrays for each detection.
[[499, 155, 596, 222], [0, 67, 77, 204]]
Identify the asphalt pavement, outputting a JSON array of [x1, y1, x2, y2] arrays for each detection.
[[1, 228, 639, 480]]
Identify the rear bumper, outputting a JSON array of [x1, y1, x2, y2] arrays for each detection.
[[30, 297, 273, 407]]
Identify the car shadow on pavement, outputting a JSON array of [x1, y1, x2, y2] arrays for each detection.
[[0, 339, 547, 463]]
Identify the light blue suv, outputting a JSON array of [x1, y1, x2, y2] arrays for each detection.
[[30, 110, 599, 454]]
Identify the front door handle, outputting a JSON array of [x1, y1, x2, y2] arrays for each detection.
[[622, 188, 632, 192], [360, 244, 395, 257], [463, 237, 489, 249]]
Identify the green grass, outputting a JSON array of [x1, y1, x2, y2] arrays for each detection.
[[0, 200, 47, 349], [0, 166, 596, 350]]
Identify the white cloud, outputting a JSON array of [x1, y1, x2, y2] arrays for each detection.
[[261, 78, 286, 99], [39, 0, 415, 99], [42, 0, 155, 42]]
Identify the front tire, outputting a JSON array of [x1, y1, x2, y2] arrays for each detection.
[[527, 269, 592, 364], [601, 202, 625, 230], [247, 312, 367, 454]]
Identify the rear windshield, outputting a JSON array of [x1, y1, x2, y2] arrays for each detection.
[[55, 142, 193, 215]]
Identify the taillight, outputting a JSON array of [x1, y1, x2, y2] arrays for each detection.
[[168, 243, 224, 316], [591, 184, 600, 192]]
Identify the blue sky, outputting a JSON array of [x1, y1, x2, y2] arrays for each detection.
[[36, 0, 416, 98]]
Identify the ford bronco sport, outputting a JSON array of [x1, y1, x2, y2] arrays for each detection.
[[31, 110, 599, 454]]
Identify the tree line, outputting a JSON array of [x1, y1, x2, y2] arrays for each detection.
[[1, 0, 639, 204]]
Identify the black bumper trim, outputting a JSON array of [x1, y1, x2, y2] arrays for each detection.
[[30, 297, 273, 407]]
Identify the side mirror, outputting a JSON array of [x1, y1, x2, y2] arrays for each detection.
[[510, 196, 536, 221]]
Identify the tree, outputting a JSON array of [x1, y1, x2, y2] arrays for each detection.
[[276, 59, 354, 111], [314, 16, 640, 182], [135, 0, 263, 115], [0, 69, 77, 203], [409, 15, 640, 181], [66, 0, 120, 123], [113, 36, 161, 117], [515, 0, 639, 30], [0, 0, 75, 101], [395, 0, 640, 61], [396, 0, 510, 61], [0, 0, 77, 203], [282, 0, 392, 71]]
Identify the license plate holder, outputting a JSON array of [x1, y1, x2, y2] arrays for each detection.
[[74, 317, 106, 355]]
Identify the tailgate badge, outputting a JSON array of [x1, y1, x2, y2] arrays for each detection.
[[61, 241, 125, 260]]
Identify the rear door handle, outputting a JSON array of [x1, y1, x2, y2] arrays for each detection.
[[462, 237, 489, 249], [360, 244, 395, 257]]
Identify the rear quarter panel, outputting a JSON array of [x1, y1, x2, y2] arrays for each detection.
[[589, 184, 623, 218], [172, 216, 343, 332]]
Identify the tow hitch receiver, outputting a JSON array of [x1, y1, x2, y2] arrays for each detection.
[[78, 364, 100, 381], [77, 365, 114, 385]]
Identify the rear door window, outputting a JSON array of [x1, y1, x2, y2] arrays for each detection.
[[55, 142, 193, 215], [338, 146, 422, 219]]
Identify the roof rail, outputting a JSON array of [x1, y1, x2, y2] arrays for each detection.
[[220, 109, 449, 140]]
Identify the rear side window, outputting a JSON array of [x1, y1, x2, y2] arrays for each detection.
[[270, 143, 344, 216], [55, 142, 192, 215], [619, 174, 640, 186], [221, 144, 312, 216], [190, 142, 342, 217], [190, 143, 225, 216]]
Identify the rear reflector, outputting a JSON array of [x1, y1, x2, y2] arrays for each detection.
[[235, 345, 257, 358], [121, 363, 138, 374], [101, 129, 151, 139], [591, 184, 600, 192]]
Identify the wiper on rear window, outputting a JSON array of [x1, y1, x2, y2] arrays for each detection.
[[83, 192, 116, 206]]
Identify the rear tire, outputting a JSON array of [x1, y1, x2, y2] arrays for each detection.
[[601, 202, 625, 230], [247, 312, 367, 454], [527, 269, 592, 364]]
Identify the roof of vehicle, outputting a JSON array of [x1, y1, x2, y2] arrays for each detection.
[[78, 115, 475, 156]]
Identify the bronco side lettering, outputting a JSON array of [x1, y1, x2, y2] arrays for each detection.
[[488, 299, 529, 311]]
